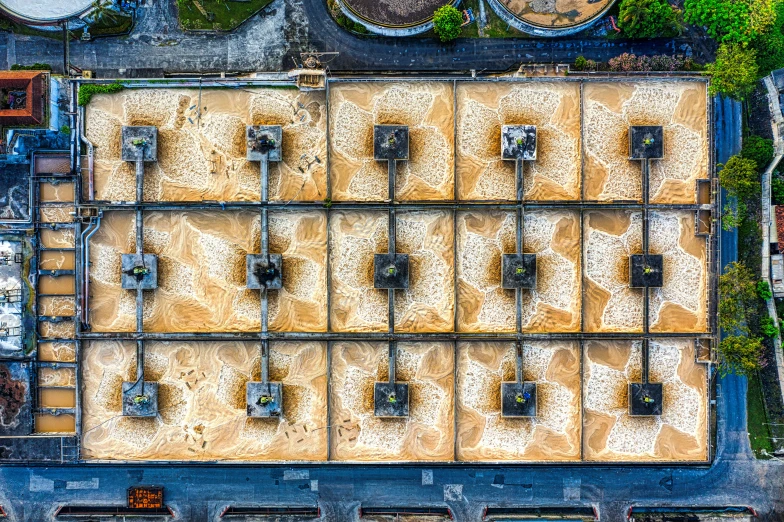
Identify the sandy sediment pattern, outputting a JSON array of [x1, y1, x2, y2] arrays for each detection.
[[456, 341, 581, 461], [521, 210, 581, 332], [328, 82, 454, 201], [38, 342, 76, 362], [329, 211, 389, 332], [456, 210, 516, 332], [583, 81, 708, 203], [81, 340, 328, 461], [583, 210, 643, 332], [582, 339, 707, 461], [394, 211, 454, 332], [88, 210, 327, 333], [649, 211, 707, 332], [456, 210, 580, 332], [84, 88, 327, 202], [456, 82, 581, 200], [329, 341, 454, 461]]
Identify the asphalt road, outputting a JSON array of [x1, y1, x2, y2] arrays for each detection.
[[0, 0, 693, 74]]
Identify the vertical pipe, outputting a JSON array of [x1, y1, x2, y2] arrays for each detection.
[[516, 341, 523, 384], [260, 155, 270, 381], [516, 160, 523, 335], [642, 159, 650, 382], [388, 160, 396, 383], [388, 341, 396, 384]]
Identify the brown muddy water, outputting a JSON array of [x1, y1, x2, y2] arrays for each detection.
[[81, 340, 328, 461], [84, 88, 327, 202], [582, 338, 708, 461]]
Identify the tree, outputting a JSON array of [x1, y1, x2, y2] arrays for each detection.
[[706, 44, 759, 100], [741, 135, 774, 171], [433, 5, 462, 42], [719, 155, 760, 200], [90, 0, 118, 25], [751, 0, 784, 76], [684, 0, 775, 44], [618, 0, 681, 38], [718, 261, 758, 334], [718, 335, 764, 375]]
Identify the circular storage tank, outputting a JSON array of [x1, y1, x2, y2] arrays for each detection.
[[487, 0, 617, 36], [0, 0, 93, 25]]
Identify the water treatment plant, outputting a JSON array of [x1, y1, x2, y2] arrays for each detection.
[[0, 75, 719, 473]]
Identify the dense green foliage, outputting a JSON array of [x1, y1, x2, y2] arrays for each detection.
[[10, 63, 52, 71], [719, 261, 758, 333], [684, 0, 775, 44], [706, 44, 759, 99], [718, 335, 764, 375], [618, 0, 681, 38], [741, 135, 775, 170], [433, 5, 463, 42], [751, 0, 784, 76], [773, 172, 784, 204], [719, 154, 760, 227], [757, 280, 773, 300], [719, 156, 760, 200], [78, 82, 125, 106], [760, 315, 778, 337]]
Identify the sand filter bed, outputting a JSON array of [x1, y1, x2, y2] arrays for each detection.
[[81, 340, 328, 461], [456, 210, 581, 333], [456, 341, 581, 461], [84, 88, 327, 202], [328, 82, 454, 201], [328, 341, 455, 461], [88, 210, 327, 333], [582, 339, 708, 461], [456, 82, 581, 201], [583, 81, 708, 203]]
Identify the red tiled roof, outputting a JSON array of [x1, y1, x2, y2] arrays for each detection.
[[776, 205, 784, 251], [0, 71, 46, 126]]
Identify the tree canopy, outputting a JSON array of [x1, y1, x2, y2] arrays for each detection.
[[706, 44, 759, 100], [741, 135, 775, 170], [718, 335, 764, 375], [684, 0, 776, 44], [618, 0, 682, 38], [718, 261, 758, 334], [432, 5, 463, 42], [719, 155, 760, 200]]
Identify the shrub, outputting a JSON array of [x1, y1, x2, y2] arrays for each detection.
[[10, 63, 52, 71], [433, 5, 463, 42], [705, 44, 759, 100], [757, 280, 773, 300], [618, 0, 682, 38], [607, 53, 693, 72], [574, 55, 588, 70], [77, 82, 124, 106], [741, 135, 775, 171], [59, 125, 71, 135], [773, 172, 784, 204], [760, 315, 779, 337]]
